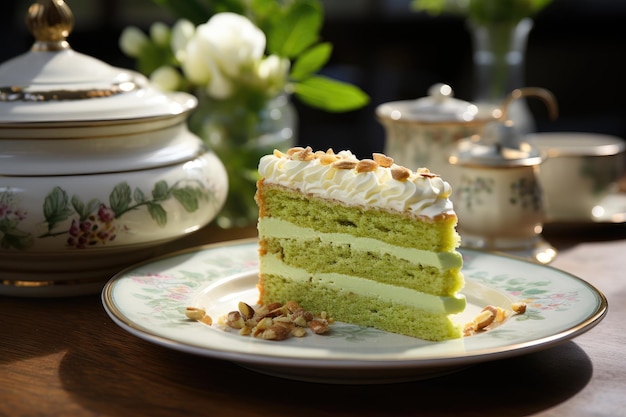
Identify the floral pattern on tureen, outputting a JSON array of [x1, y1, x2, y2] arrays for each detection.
[[0, 179, 215, 251]]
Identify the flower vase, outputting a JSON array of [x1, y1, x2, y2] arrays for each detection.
[[469, 18, 535, 134], [190, 93, 297, 228]]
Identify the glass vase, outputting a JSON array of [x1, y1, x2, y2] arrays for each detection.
[[469, 18, 535, 134], [189, 92, 297, 228]]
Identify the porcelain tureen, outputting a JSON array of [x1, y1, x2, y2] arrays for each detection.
[[0, 0, 228, 296]]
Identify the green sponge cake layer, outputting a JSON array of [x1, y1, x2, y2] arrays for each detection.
[[259, 186, 459, 252], [259, 273, 464, 341], [260, 218, 463, 296]]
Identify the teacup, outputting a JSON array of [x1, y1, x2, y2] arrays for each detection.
[[529, 132, 626, 222]]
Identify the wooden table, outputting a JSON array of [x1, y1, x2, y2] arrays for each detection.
[[1, 223, 624, 417]]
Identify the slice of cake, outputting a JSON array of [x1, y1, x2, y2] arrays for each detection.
[[254, 146, 465, 341]]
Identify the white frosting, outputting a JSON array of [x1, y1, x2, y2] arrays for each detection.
[[258, 148, 455, 218]]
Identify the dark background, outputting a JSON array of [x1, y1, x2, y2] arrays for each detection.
[[2, 0, 625, 159]]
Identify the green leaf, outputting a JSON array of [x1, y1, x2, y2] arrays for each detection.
[[0, 218, 17, 233], [290, 42, 332, 81], [109, 183, 132, 214], [151, 0, 216, 25], [247, 0, 289, 43], [267, 1, 322, 58], [212, 0, 247, 15], [71, 196, 85, 218], [293, 75, 369, 112], [152, 180, 170, 201], [0, 230, 34, 250], [72, 197, 100, 220], [0, 217, 33, 250], [412, 0, 554, 23], [523, 288, 549, 295], [411, 0, 465, 15], [43, 187, 74, 230], [248, 0, 279, 20], [172, 187, 201, 212], [147, 202, 168, 226], [133, 187, 146, 204], [136, 42, 176, 76], [86, 199, 101, 215]]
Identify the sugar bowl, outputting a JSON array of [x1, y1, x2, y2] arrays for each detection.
[[0, 0, 228, 296], [449, 88, 558, 263]]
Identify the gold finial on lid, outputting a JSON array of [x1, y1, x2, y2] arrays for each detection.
[[26, 0, 75, 52]]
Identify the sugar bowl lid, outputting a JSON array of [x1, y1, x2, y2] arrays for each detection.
[[0, 0, 196, 125], [450, 123, 544, 168], [449, 87, 559, 168], [375, 83, 489, 124]]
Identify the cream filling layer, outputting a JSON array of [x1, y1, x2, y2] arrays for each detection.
[[258, 218, 462, 270], [261, 254, 466, 314]]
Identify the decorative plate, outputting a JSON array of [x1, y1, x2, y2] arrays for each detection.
[[102, 239, 607, 384]]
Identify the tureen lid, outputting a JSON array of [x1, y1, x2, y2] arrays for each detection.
[[375, 84, 489, 124], [0, 0, 196, 124]]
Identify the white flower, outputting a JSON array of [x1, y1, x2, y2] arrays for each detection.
[[257, 55, 290, 95], [170, 19, 196, 62], [199, 13, 266, 77], [150, 22, 170, 47], [119, 26, 149, 57], [150, 66, 182, 91], [181, 36, 212, 86], [180, 12, 267, 99], [204, 60, 233, 99]]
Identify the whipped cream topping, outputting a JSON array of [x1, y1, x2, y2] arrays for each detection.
[[258, 147, 455, 218]]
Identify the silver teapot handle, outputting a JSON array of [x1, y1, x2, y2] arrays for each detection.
[[497, 87, 559, 122]]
